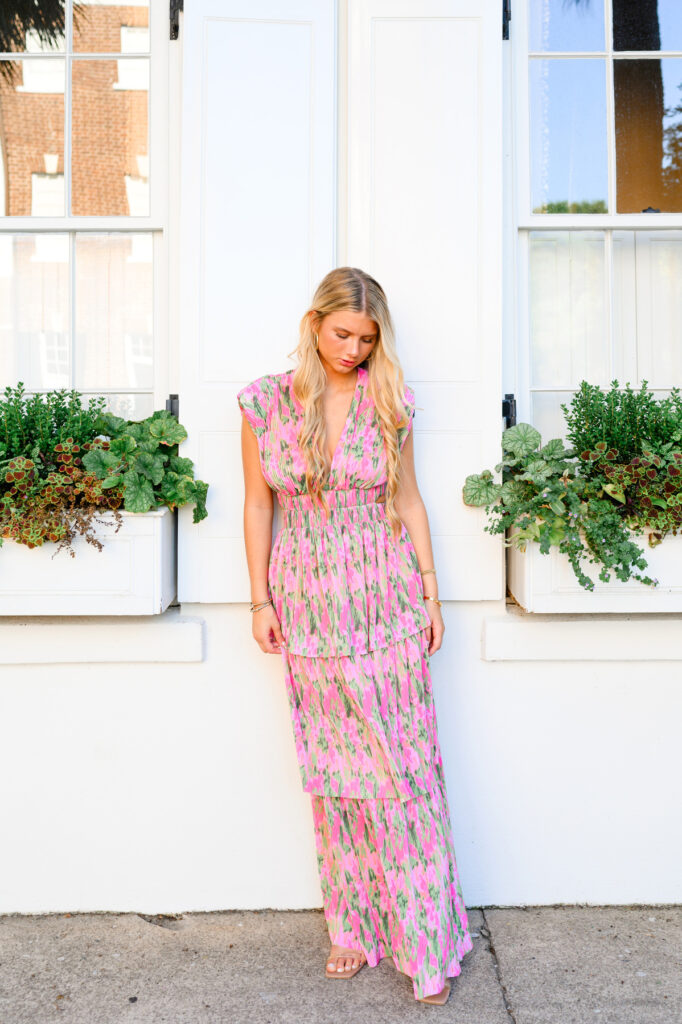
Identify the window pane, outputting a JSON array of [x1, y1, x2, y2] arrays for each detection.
[[0, 21, 66, 54], [613, 0, 682, 51], [71, 58, 149, 216], [530, 391, 573, 444], [0, 59, 66, 216], [74, 233, 153, 391], [0, 234, 70, 389], [530, 59, 608, 213], [73, 1, 150, 54], [87, 393, 155, 420], [633, 231, 682, 387], [529, 232, 607, 388], [614, 58, 682, 212], [529, 0, 604, 52]]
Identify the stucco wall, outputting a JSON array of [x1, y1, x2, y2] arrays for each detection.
[[1, 600, 679, 914]]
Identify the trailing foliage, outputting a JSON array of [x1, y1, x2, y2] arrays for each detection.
[[463, 424, 656, 592], [462, 380, 682, 591], [0, 384, 209, 556]]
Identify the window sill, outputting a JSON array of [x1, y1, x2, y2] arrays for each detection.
[[483, 602, 682, 661], [0, 607, 203, 665]]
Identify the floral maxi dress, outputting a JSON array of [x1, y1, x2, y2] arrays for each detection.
[[237, 364, 473, 1000]]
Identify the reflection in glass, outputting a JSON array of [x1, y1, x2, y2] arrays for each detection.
[[529, 232, 607, 387], [529, 0, 604, 52], [615, 58, 682, 212], [0, 12, 66, 54], [73, 1, 150, 54], [0, 234, 70, 389], [75, 234, 153, 391], [0, 59, 65, 216], [530, 59, 608, 213], [613, 0, 682, 52], [71, 58, 149, 215]]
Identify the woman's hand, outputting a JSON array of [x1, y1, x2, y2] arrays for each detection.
[[253, 604, 287, 654], [424, 603, 445, 656]]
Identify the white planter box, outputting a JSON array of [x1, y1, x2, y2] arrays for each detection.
[[507, 523, 682, 613], [0, 508, 176, 616]]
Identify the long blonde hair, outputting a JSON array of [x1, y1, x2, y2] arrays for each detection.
[[286, 266, 411, 539]]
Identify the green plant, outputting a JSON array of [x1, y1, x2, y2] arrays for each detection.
[[577, 442, 682, 545], [561, 379, 682, 468], [462, 422, 658, 592], [0, 384, 209, 556]]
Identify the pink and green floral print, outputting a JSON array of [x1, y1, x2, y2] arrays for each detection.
[[237, 363, 474, 1001], [237, 366, 431, 657], [311, 736, 474, 1000], [282, 626, 444, 801]]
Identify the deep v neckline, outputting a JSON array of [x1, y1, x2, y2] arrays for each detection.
[[326, 366, 364, 467]]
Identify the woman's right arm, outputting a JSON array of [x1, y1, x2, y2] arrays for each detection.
[[240, 415, 286, 654]]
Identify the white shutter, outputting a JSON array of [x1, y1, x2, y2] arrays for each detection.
[[177, 0, 337, 601], [347, 0, 504, 600]]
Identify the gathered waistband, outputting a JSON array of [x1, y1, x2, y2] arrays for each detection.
[[278, 483, 387, 524]]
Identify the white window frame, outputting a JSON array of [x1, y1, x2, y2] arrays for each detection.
[[510, 0, 682, 427], [513, 0, 682, 229], [0, 0, 174, 413], [503, 0, 682, 614]]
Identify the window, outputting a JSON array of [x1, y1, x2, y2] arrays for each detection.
[[0, 0, 168, 420], [513, 1, 682, 443]]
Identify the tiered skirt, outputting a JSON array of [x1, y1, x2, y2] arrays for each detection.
[[273, 486, 473, 999]]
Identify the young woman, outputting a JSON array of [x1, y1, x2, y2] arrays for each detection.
[[237, 266, 473, 1004]]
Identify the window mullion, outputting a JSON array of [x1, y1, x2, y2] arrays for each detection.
[[604, 0, 615, 216], [65, 0, 72, 218]]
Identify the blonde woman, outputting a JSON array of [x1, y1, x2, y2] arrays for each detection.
[[237, 267, 472, 1004]]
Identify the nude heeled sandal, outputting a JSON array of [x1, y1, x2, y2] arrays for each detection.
[[418, 980, 452, 1004], [325, 944, 367, 979]]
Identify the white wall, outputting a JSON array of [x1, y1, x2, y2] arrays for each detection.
[[1, 599, 679, 914]]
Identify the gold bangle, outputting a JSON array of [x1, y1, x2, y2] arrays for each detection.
[[420, 568, 437, 576], [423, 595, 442, 606], [250, 599, 273, 613]]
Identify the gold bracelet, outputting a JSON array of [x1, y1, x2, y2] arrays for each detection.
[[420, 568, 437, 576], [250, 598, 273, 613], [423, 595, 442, 606]]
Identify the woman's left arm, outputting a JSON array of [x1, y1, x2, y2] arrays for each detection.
[[394, 429, 444, 656]]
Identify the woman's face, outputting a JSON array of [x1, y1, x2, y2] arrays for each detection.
[[315, 309, 378, 376]]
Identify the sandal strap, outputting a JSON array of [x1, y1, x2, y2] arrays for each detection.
[[329, 945, 365, 957]]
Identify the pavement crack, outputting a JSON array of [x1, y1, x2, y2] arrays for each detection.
[[137, 913, 184, 930], [480, 909, 518, 1024]]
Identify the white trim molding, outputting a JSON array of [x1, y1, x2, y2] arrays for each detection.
[[0, 607, 203, 664], [483, 605, 682, 661]]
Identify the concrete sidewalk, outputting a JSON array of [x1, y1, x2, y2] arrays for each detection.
[[0, 906, 679, 1023]]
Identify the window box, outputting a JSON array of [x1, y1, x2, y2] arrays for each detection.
[[0, 508, 175, 616], [507, 524, 682, 613]]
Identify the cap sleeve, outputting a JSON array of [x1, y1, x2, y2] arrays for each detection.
[[397, 384, 416, 453], [237, 375, 272, 440]]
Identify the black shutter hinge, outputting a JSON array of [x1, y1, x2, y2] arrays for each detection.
[[170, 0, 184, 40], [166, 393, 180, 419], [502, 393, 516, 429], [503, 0, 511, 40]]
